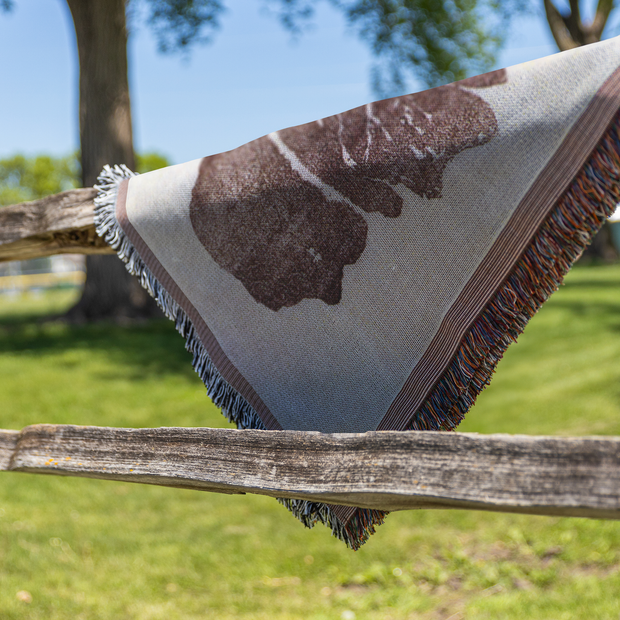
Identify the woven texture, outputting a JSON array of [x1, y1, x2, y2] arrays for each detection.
[[96, 38, 620, 548]]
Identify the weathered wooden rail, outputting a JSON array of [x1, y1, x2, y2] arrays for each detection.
[[1, 190, 620, 519], [2, 424, 620, 516], [0, 188, 113, 262]]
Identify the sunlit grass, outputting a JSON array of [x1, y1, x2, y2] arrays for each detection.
[[1, 266, 620, 619]]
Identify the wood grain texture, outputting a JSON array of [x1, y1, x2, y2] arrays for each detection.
[[0, 189, 114, 262], [0, 430, 19, 471], [2, 424, 620, 517]]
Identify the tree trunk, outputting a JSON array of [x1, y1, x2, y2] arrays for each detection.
[[64, 0, 161, 322]]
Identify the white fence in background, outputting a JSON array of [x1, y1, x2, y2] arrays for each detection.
[[0, 255, 85, 295]]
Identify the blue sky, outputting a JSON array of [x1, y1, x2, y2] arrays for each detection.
[[0, 1, 559, 165]]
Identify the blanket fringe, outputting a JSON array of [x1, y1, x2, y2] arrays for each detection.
[[407, 110, 620, 432], [93, 165, 377, 549], [277, 499, 387, 550]]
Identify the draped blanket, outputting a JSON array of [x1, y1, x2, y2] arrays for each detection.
[[96, 38, 620, 548]]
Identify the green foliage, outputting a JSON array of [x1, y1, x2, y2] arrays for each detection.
[[134, 0, 533, 94], [345, 0, 528, 93], [267, 0, 531, 95], [135, 0, 225, 53], [1, 264, 620, 618], [0, 151, 171, 207], [0, 154, 79, 206]]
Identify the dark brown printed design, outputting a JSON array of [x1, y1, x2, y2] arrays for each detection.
[[190, 69, 506, 310], [190, 137, 368, 311]]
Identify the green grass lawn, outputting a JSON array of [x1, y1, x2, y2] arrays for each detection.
[[1, 265, 620, 619]]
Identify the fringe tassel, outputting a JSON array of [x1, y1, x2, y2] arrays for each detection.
[[277, 498, 387, 550], [407, 110, 620, 432]]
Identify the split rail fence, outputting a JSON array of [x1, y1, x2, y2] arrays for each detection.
[[1, 189, 620, 519]]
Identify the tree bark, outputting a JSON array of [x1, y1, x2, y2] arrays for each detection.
[[64, 0, 161, 321]]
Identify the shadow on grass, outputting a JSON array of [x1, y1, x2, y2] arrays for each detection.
[[0, 313, 197, 383]]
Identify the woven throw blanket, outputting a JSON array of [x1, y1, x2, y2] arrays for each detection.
[[96, 37, 620, 548]]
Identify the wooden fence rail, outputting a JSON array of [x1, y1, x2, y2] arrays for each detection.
[[2, 425, 620, 517], [1, 191, 620, 519], [0, 188, 112, 262]]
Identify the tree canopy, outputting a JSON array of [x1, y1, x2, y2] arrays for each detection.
[[267, 0, 529, 95], [1, 0, 530, 97], [0, 155, 78, 207]]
